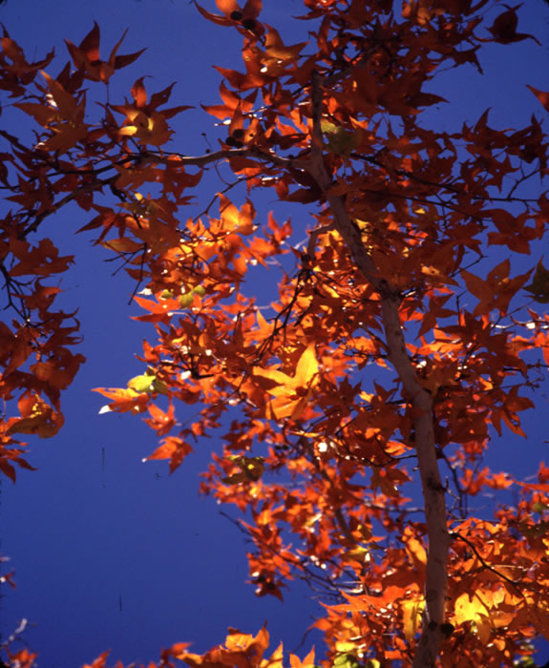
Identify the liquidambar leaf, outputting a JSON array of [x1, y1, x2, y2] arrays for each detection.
[[127, 373, 155, 393], [222, 455, 265, 484], [179, 285, 206, 308], [453, 593, 489, 625], [321, 120, 359, 157], [402, 599, 424, 642], [524, 259, 549, 303]]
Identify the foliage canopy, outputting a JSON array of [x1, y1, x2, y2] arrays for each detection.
[[1, 1, 549, 666]]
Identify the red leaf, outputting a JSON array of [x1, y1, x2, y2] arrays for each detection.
[[527, 85, 549, 114]]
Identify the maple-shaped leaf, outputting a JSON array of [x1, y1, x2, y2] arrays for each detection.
[[127, 372, 156, 393], [93, 387, 150, 414], [126, 78, 192, 118], [321, 120, 359, 158], [370, 465, 411, 498], [195, 0, 264, 36], [40, 71, 85, 122], [0, 448, 36, 483], [176, 626, 271, 668], [117, 109, 172, 146], [487, 6, 539, 44], [65, 22, 145, 83], [0, 27, 55, 96], [523, 259, 549, 303], [222, 455, 265, 484], [461, 259, 531, 315], [252, 344, 318, 419], [6, 393, 64, 439], [264, 26, 307, 62], [5, 649, 38, 668], [527, 85, 549, 115], [144, 436, 193, 473], [453, 592, 489, 625], [289, 647, 315, 668], [112, 79, 190, 147]]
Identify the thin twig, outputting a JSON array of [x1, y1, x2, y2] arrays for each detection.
[[451, 531, 524, 595]]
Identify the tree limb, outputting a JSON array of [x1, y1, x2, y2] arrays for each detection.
[[304, 70, 450, 668]]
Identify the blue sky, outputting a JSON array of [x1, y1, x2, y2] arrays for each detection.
[[1, 0, 548, 666]]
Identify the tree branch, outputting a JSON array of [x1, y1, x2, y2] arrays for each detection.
[[304, 70, 450, 668]]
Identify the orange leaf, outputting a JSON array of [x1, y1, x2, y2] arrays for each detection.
[[144, 436, 193, 473]]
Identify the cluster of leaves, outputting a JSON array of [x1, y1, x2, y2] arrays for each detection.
[[1, 0, 549, 666]]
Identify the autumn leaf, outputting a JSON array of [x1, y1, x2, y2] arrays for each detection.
[[461, 260, 531, 314], [6, 393, 64, 438], [453, 592, 489, 625], [252, 344, 319, 419], [144, 436, 193, 473], [222, 455, 265, 484], [127, 372, 156, 393], [402, 598, 424, 642], [527, 85, 549, 114], [487, 7, 539, 44], [65, 22, 145, 82], [321, 120, 359, 157], [289, 647, 315, 668], [524, 259, 549, 303], [93, 387, 150, 414]]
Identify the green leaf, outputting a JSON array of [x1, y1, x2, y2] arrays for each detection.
[[179, 292, 195, 308], [179, 284, 206, 308], [332, 654, 359, 668]]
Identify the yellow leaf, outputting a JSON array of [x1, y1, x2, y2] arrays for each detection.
[[263, 642, 284, 668], [253, 345, 318, 419], [127, 373, 155, 393], [402, 599, 424, 642], [454, 593, 489, 625], [403, 527, 427, 567], [253, 345, 318, 394], [341, 546, 370, 565], [294, 343, 319, 387], [334, 642, 356, 653]]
